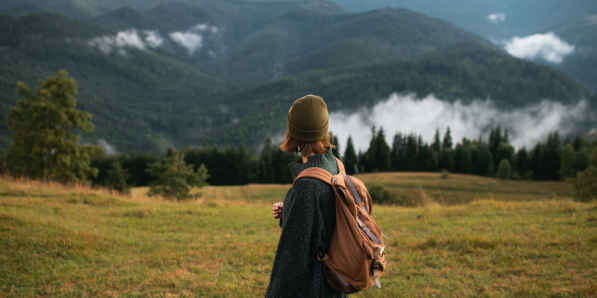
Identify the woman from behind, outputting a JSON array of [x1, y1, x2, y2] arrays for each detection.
[[266, 95, 348, 298]]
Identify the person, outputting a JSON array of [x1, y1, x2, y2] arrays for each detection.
[[265, 95, 348, 298]]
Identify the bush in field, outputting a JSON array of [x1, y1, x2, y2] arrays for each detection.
[[104, 158, 130, 195], [497, 159, 511, 180], [575, 146, 597, 202], [441, 169, 450, 179], [368, 184, 395, 205], [147, 149, 209, 201], [5, 70, 97, 182]]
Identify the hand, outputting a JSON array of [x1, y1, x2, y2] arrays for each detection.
[[272, 202, 283, 219]]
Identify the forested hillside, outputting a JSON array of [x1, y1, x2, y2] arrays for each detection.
[[0, 0, 593, 154], [552, 12, 597, 91], [329, 0, 597, 39], [193, 43, 591, 148]]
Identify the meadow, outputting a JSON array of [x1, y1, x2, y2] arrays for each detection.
[[1, 173, 596, 297]]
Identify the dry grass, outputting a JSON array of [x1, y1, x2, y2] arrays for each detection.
[[357, 172, 575, 206], [1, 174, 596, 297]]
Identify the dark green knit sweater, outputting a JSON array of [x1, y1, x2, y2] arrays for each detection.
[[265, 149, 348, 298]]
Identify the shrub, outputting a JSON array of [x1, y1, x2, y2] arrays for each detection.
[[497, 159, 511, 180], [441, 169, 449, 179], [575, 146, 597, 202], [147, 149, 209, 201], [368, 184, 394, 205]]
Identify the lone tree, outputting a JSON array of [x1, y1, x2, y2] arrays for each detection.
[[6, 70, 98, 182], [147, 149, 209, 201], [104, 157, 131, 195], [496, 159, 511, 180]]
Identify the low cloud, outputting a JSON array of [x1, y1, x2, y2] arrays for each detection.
[[144, 30, 163, 48], [503, 32, 575, 63], [169, 32, 203, 56], [487, 13, 506, 23], [169, 23, 221, 56], [88, 29, 164, 55], [329, 93, 590, 152], [98, 139, 117, 156]]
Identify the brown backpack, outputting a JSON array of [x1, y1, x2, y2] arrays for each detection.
[[293, 158, 387, 294]]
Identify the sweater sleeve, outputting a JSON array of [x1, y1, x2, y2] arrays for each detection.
[[266, 179, 322, 297], [279, 187, 292, 228]]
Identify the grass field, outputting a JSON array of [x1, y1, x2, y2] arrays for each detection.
[[1, 173, 596, 297]]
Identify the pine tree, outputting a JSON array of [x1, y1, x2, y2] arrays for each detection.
[[104, 157, 131, 194], [559, 144, 577, 181], [529, 143, 543, 180], [442, 127, 453, 150], [330, 132, 341, 160], [147, 149, 209, 201], [344, 136, 358, 175], [391, 133, 405, 171], [415, 136, 428, 172], [403, 133, 418, 171], [572, 135, 584, 151], [488, 125, 502, 158], [544, 132, 562, 180], [362, 127, 377, 172], [431, 128, 441, 152], [473, 144, 494, 177], [453, 143, 472, 174], [5, 70, 97, 182], [372, 127, 391, 171], [513, 147, 529, 177], [503, 128, 510, 144]]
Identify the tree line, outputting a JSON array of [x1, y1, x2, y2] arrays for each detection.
[[356, 126, 595, 182], [87, 125, 596, 186]]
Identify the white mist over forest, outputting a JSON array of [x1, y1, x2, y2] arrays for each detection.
[[329, 93, 591, 153], [86, 24, 220, 56]]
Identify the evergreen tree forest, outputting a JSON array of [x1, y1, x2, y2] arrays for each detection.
[[81, 126, 596, 188]]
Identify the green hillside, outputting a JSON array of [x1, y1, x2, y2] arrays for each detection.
[[190, 43, 591, 149], [214, 7, 491, 84], [144, 2, 223, 31], [329, 0, 597, 39], [0, 12, 229, 152], [1, 2, 47, 16], [0, 2, 593, 154], [551, 11, 597, 92], [0, 12, 111, 46], [89, 6, 170, 32]]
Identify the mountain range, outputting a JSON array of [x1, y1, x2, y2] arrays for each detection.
[[0, 0, 594, 153]]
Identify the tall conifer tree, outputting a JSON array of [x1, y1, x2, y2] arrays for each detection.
[[373, 127, 392, 171], [431, 128, 441, 152], [344, 136, 358, 174], [6, 70, 97, 182], [442, 127, 453, 150], [330, 132, 341, 159]]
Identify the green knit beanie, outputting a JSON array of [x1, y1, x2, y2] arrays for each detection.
[[287, 95, 329, 142]]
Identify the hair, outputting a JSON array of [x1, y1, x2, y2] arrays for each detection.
[[279, 131, 336, 157]]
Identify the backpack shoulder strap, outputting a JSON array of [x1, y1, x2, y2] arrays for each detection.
[[335, 157, 346, 174], [291, 157, 345, 187], [293, 167, 334, 187]]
